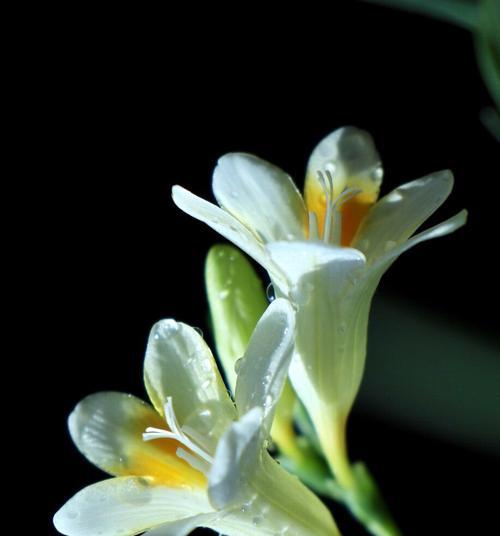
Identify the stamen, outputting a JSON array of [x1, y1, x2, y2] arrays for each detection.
[[317, 170, 336, 244], [176, 447, 211, 474], [143, 397, 214, 469], [315, 170, 363, 245], [308, 211, 319, 240]]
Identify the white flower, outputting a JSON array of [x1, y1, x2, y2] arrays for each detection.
[[172, 127, 467, 487], [54, 298, 339, 536]]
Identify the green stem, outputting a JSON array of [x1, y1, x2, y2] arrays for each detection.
[[321, 414, 356, 490], [281, 438, 402, 536]]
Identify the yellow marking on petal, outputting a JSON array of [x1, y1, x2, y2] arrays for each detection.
[[111, 408, 206, 489], [339, 193, 377, 246], [304, 172, 328, 238], [304, 172, 380, 246]]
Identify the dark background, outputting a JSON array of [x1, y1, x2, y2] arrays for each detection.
[[48, 2, 499, 535]]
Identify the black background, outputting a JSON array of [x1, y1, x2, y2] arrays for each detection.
[[48, 2, 499, 535]]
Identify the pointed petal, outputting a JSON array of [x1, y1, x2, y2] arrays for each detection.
[[144, 319, 237, 454], [268, 241, 369, 425], [305, 127, 383, 242], [53, 477, 212, 536], [352, 170, 455, 263], [213, 153, 307, 242], [209, 404, 340, 535], [250, 452, 341, 536], [368, 210, 468, 276], [235, 298, 295, 435], [209, 418, 340, 536], [68, 392, 204, 487], [208, 406, 263, 510], [172, 185, 270, 269]]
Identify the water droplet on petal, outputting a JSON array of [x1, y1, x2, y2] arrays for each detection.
[[252, 515, 263, 526], [65, 510, 79, 520], [234, 357, 244, 374], [201, 358, 212, 372], [193, 327, 204, 338], [266, 283, 275, 302], [161, 319, 179, 334], [264, 394, 273, 408]]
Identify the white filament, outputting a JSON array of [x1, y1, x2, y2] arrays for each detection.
[[143, 397, 214, 469], [314, 170, 362, 245]]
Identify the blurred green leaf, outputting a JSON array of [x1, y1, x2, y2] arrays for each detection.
[[364, 0, 480, 31], [359, 295, 500, 454], [475, 0, 500, 109]]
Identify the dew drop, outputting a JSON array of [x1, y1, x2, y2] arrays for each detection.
[[264, 394, 273, 408], [266, 283, 275, 302], [162, 319, 179, 333], [218, 289, 230, 300], [201, 358, 212, 372], [371, 164, 384, 182], [234, 357, 244, 374], [65, 509, 79, 520], [252, 515, 263, 526], [193, 327, 204, 338]]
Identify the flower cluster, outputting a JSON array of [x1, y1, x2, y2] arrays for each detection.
[[54, 127, 465, 536]]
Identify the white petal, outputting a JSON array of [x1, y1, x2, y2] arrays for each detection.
[[210, 431, 340, 535], [208, 407, 263, 510], [368, 210, 468, 276], [235, 298, 295, 435], [68, 392, 205, 487], [145, 514, 216, 536], [353, 170, 455, 263], [213, 153, 307, 242], [267, 240, 366, 288], [268, 241, 370, 416], [209, 403, 340, 535], [144, 320, 237, 453], [249, 453, 341, 536], [172, 185, 270, 269], [306, 126, 382, 200], [53, 477, 212, 536]]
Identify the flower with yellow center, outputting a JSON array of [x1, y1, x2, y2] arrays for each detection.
[[172, 127, 467, 497], [53, 298, 340, 536]]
